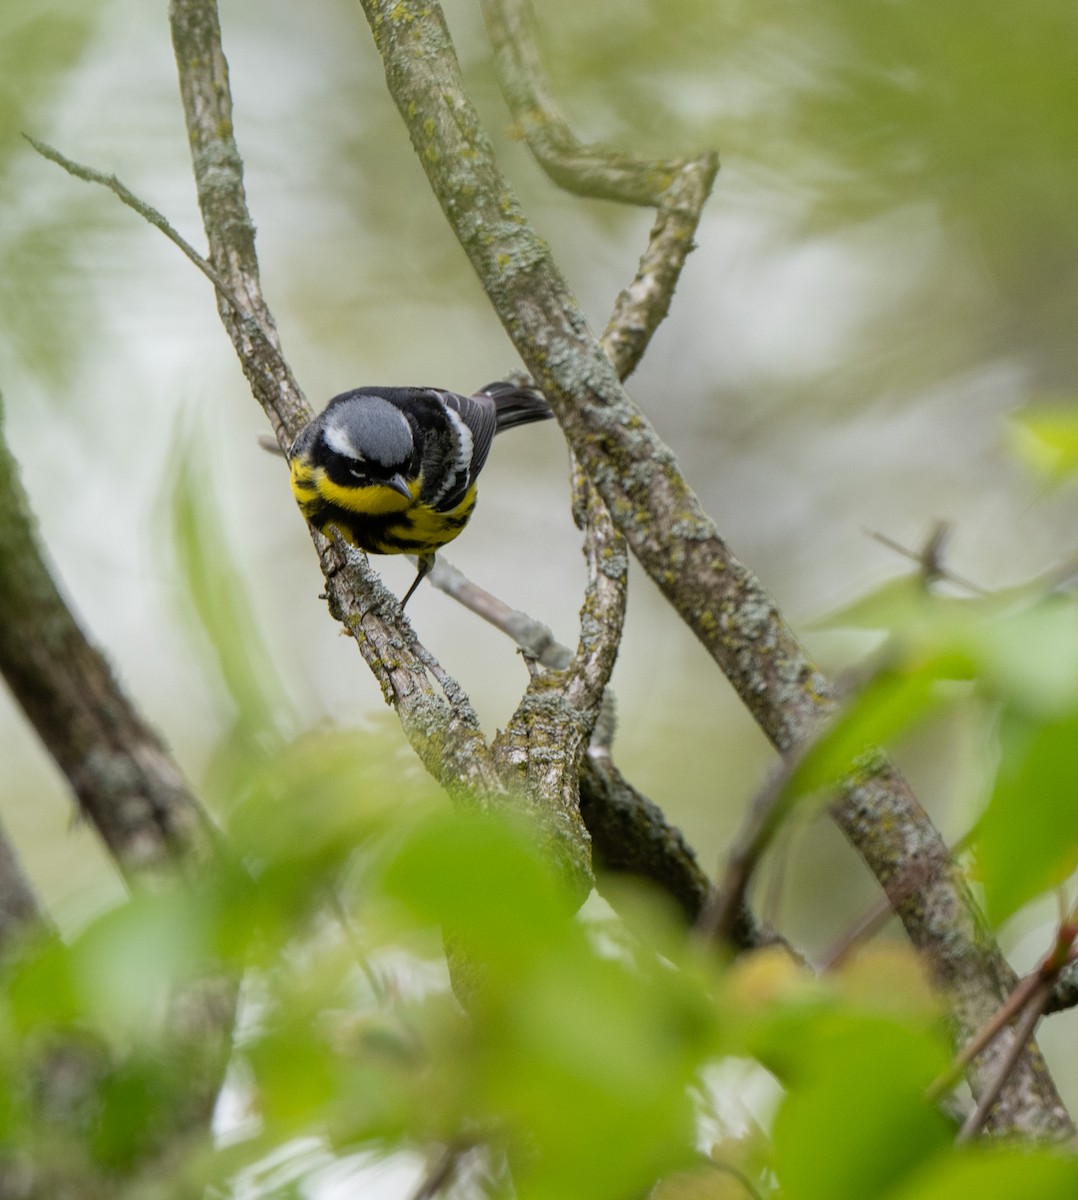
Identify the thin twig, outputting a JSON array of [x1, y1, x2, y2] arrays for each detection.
[[928, 972, 1043, 1105], [956, 977, 1056, 1143], [866, 524, 990, 596], [819, 892, 898, 971], [696, 853, 760, 948], [932, 900, 1078, 1139], [820, 830, 974, 971], [697, 749, 809, 945], [426, 557, 569, 668], [408, 1144, 468, 1200], [25, 135, 251, 321], [328, 890, 388, 1006]]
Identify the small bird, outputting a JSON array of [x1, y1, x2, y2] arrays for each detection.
[[288, 381, 553, 606]]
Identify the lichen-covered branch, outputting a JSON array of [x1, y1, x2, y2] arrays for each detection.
[[357, 0, 1072, 1136], [481, 0, 718, 381], [167, 0, 506, 803], [480, 0, 691, 207], [0, 393, 215, 877], [362, 0, 828, 750], [564, 461, 628, 720], [492, 457, 628, 895], [168, 0, 304, 451], [480, 0, 729, 924], [600, 161, 718, 381]]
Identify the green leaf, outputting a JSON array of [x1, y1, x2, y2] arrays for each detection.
[[478, 937, 711, 1200], [380, 809, 572, 967], [976, 706, 1078, 925], [69, 891, 214, 1035], [245, 1008, 344, 1133], [165, 423, 295, 753], [786, 662, 955, 802], [771, 1015, 951, 1200], [812, 575, 970, 634], [1010, 404, 1078, 482], [3, 931, 82, 1033], [892, 1147, 1078, 1200], [382, 809, 719, 1200], [91, 1054, 177, 1168], [961, 593, 1078, 714]]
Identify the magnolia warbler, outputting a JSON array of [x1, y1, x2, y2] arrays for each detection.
[[289, 381, 553, 606]]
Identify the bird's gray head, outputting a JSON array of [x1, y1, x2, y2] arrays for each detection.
[[322, 394, 414, 469]]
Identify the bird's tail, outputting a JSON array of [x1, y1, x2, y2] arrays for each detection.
[[478, 381, 554, 432]]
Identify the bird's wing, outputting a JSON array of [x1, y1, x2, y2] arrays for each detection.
[[435, 388, 499, 477]]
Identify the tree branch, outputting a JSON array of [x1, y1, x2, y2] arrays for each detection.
[[0, 393, 237, 1194], [166, 0, 512, 809], [481, 0, 718, 380], [0, 818, 42, 951], [480, 0, 693, 207], [0, 392, 216, 877], [356, 0, 1072, 1136], [480, 0, 731, 926], [430, 553, 777, 950]]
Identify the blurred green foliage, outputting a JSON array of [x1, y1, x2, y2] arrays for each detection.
[[168, 433, 296, 761], [0, 5, 102, 387], [3, 774, 1077, 1196], [0, 9, 91, 151], [891, 1148, 1078, 1200], [815, 570, 1078, 928], [1011, 405, 1078, 484]]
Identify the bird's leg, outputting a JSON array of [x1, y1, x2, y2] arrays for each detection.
[[400, 554, 435, 609]]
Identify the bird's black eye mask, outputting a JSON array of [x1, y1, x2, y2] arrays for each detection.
[[322, 449, 419, 489]]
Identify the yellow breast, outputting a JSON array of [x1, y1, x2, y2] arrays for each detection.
[[289, 457, 478, 556], [290, 457, 420, 514], [315, 471, 420, 515]]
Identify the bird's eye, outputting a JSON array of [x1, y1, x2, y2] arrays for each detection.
[[347, 465, 367, 481]]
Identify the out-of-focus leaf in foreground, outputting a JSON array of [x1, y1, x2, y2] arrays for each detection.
[[821, 566, 1078, 925], [1010, 403, 1078, 484], [975, 706, 1078, 927], [723, 943, 951, 1200], [168, 430, 294, 755], [380, 810, 718, 1200], [1, 6, 101, 387], [768, 1011, 950, 1200], [890, 1146, 1078, 1200]]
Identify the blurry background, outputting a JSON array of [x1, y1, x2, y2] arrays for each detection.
[[2, 0, 1077, 1092]]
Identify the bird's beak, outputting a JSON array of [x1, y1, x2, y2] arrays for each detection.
[[387, 472, 413, 500]]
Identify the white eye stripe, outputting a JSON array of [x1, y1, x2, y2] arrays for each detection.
[[324, 423, 365, 461]]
